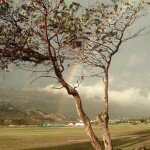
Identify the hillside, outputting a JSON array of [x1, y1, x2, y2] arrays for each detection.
[[0, 101, 52, 125], [0, 98, 75, 125], [0, 88, 150, 119], [0, 88, 78, 118]]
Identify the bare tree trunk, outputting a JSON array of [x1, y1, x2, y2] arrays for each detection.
[[104, 71, 109, 128], [97, 70, 112, 150], [51, 59, 102, 150], [97, 114, 112, 150], [101, 69, 112, 150], [73, 91, 102, 150]]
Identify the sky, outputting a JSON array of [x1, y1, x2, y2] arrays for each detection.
[[0, 0, 150, 117]]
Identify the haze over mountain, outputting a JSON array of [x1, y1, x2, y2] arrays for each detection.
[[0, 88, 149, 119], [0, 0, 150, 120]]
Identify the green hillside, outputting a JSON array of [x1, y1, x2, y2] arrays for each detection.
[[0, 100, 55, 125], [0, 88, 150, 119], [0, 97, 75, 125], [0, 88, 77, 117]]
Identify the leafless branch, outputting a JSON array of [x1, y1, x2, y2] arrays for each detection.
[[30, 75, 58, 85]]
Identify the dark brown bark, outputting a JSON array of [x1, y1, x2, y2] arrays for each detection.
[[73, 92, 102, 150], [43, 7, 102, 149], [50, 58, 102, 150], [96, 114, 112, 150], [56, 72, 102, 150]]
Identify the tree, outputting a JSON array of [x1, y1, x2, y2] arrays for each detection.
[[0, 0, 149, 149], [0, 0, 102, 149], [69, 0, 149, 149]]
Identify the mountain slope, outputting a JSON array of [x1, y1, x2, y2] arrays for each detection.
[[0, 88, 150, 119]]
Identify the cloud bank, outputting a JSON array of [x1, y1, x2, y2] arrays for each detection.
[[42, 83, 150, 107]]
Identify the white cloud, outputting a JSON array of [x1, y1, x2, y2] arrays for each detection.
[[127, 54, 146, 67], [78, 84, 104, 99], [148, 93, 150, 101], [79, 84, 149, 106], [109, 75, 115, 83], [109, 88, 145, 105], [41, 83, 150, 107]]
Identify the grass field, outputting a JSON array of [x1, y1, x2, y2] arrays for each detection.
[[0, 124, 150, 150]]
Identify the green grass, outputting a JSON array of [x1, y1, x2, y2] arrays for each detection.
[[0, 125, 150, 150]]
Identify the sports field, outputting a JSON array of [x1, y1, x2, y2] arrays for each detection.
[[0, 124, 150, 150]]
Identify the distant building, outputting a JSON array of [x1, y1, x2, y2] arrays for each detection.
[[90, 120, 96, 123], [43, 123, 65, 127], [75, 120, 84, 126], [67, 123, 74, 126], [9, 125, 15, 127]]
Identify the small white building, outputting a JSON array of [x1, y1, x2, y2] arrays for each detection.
[[67, 123, 74, 126], [90, 120, 96, 123], [75, 120, 84, 126], [9, 125, 15, 127]]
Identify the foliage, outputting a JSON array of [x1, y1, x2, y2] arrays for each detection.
[[0, 0, 83, 74], [70, 0, 149, 71], [0, 0, 149, 149]]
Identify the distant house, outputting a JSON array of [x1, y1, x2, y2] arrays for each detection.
[[8, 125, 15, 127], [43, 123, 65, 127], [90, 120, 96, 123], [75, 120, 84, 126], [66, 123, 74, 126]]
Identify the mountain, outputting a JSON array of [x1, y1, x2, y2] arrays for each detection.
[[0, 96, 75, 125], [0, 88, 150, 119], [0, 100, 53, 125], [0, 88, 78, 118]]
